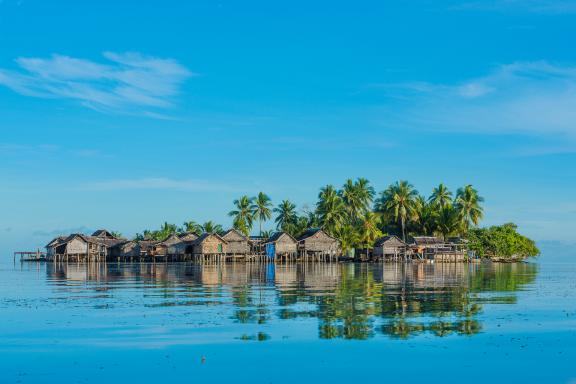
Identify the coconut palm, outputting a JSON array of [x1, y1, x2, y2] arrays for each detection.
[[201, 221, 224, 234], [436, 206, 459, 241], [334, 224, 360, 257], [251, 192, 272, 236], [316, 185, 346, 235], [183, 220, 203, 235], [340, 178, 375, 223], [158, 222, 178, 239], [358, 212, 382, 258], [274, 199, 298, 233], [429, 183, 453, 209], [355, 177, 376, 213], [413, 195, 438, 236], [228, 195, 255, 236], [375, 181, 419, 241], [454, 185, 484, 234]]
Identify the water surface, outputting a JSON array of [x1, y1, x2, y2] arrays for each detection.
[[1, 259, 575, 383]]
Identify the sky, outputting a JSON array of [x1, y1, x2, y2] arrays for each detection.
[[1, 0, 575, 252]]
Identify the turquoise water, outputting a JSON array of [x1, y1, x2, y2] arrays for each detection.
[[1, 258, 575, 383]]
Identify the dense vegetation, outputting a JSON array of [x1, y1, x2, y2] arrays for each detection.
[[467, 223, 539, 259], [131, 178, 537, 259]]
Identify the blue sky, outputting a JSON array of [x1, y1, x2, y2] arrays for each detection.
[[1, 0, 575, 251]]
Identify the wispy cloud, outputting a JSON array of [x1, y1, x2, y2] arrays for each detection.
[[453, 0, 576, 14], [0, 52, 193, 115], [32, 226, 94, 238], [77, 178, 244, 193], [376, 61, 576, 146], [0, 142, 110, 158]]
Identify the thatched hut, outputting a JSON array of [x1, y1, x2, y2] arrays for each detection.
[[179, 232, 199, 242], [411, 236, 465, 261], [222, 229, 250, 255], [190, 233, 227, 257], [153, 234, 182, 256], [92, 229, 119, 239], [373, 235, 407, 260], [297, 228, 340, 259], [110, 240, 141, 258], [48, 234, 122, 262], [264, 232, 297, 259], [45, 236, 66, 259]]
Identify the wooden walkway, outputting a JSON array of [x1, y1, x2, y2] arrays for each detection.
[[14, 251, 47, 262]]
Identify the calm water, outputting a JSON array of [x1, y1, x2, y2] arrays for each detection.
[[1, 259, 575, 383]]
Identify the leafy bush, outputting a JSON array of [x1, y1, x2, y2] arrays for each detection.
[[467, 223, 539, 259]]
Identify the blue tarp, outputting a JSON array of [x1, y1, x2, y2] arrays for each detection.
[[265, 243, 275, 258]]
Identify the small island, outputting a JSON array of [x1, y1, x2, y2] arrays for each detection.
[[35, 179, 538, 264]]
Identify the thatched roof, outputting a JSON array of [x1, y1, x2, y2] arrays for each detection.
[[92, 229, 118, 239], [222, 228, 248, 242], [192, 233, 227, 245], [412, 236, 443, 245], [157, 234, 182, 247], [374, 235, 406, 247], [265, 232, 297, 244], [56, 233, 124, 248], [179, 232, 199, 242], [45, 236, 67, 248], [297, 228, 338, 242]]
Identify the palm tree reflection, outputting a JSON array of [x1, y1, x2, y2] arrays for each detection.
[[46, 261, 537, 340]]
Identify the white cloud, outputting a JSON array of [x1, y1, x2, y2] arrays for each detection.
[[0, 52, 193, 114], [382, 61, 576, 141], [77, 178, 243, 193]]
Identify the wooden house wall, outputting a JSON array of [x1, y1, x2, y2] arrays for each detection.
[[66, 238, 88, 254], [274, 236, 297, 254], [300, 232, 339, 253], [225, 241, 249, 254], [223, 231, 249, 254], [193, 236, 226, 255]]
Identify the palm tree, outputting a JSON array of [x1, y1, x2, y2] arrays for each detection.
[[158, 222, 178, 239], [274, 199, 298, 233], [413, 196, 438, 235], [454, 185, 484, 234], [340, 178, 375, 223], [375, 181, 419, 241], [358, 212, 382, 258], [429, 183, 453, 209], [201, 221, 223, 234], [183, 220, 202, 235], [228, 195, 255, 236], [436, 206, 459, 241], [355, 177, 376, 214], [316, 185, 346, 236], [251, 192, 272, 236], [334, 224, 359, 257]]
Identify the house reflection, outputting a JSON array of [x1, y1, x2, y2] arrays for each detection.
[[46, 261, 537, 340]]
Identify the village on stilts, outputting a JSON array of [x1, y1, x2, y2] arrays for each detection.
[[17, 179, 538, 264], [36, 228, 473, 264]]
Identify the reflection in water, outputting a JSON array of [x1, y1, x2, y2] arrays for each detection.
[[45, 262, 537, 340]]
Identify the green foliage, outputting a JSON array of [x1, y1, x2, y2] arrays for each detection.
[[375, 180, 419, 241], [455, 185, 484, 234], [183, 220, 203, 235], [251, 192, 272, 236], [128, 181, 540, 262], [110, 231, 123, 239], [200, 221, 224, 235], [228, 195, 255, 236], [273, 199, 298, 233], [467, 223, 539, 259], [316, 185, 346, 236]]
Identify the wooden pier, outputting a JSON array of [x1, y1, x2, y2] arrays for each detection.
[[14, 250, 47, 262]]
